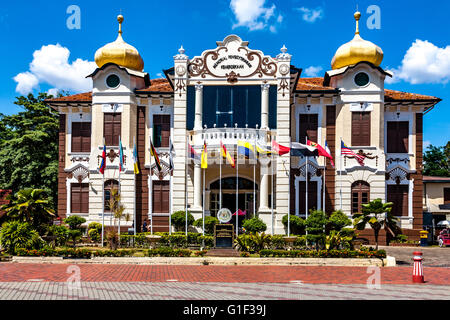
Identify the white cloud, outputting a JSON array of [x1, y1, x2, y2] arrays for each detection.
[[13, 72, 39, 95], [230, 0, 282, 32], [387, 40, 450, 84], [14, 44, 96, 95], [423, 140, 431, 149], [296, 7, 323, 23], [156, 72, 163, 78], [304, 66, 323, 77], [47, 88, 59, 97]]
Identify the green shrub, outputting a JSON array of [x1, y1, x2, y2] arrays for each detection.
[[193, 250, 208, 257], [269, 235, 286, 250], [92, 249, 136, 257], [15, 248, 92, 258], [193, 216, 219, 234], [259, 249, 386, 259], [0, 221, 44, 254], [305, 210, 327, 250], [243, 217, 267, 233], [328, 210, 352, 231], [88, 222, 102, 232], [64, 215, 86, 230], [281, 215, 306, 235], [46, 225, 70, 247], [88, 228, 100, 243], [147, 247, 192, 257], [293, 235, 307, 247], [171, 211, 195, 232], [235, 233, 270, 253], [392, 234, 408, 243]]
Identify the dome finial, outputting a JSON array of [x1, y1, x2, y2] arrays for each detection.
[[117, 14, 124, 35], [354, 10, 361, 35]]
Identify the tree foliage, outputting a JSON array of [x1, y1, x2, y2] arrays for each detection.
[[1, 188, 55, 235], [0, 93, 59, 206], [0, 221, 44, 254], [423, 143, 450, 177]]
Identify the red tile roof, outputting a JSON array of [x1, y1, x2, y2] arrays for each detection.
[[45, 77, 441, 102], [45, 92, 92, 103], [423, 176, 450, 182], [296, 77, 336, 91]]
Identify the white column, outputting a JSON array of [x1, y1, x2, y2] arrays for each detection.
[[194, 84, 203, 131], [261, 84, 270, 129], [259, 158, 270, 212], [193, 163, 202, 210]]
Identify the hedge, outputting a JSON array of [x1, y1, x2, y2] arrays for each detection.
[[259, 249, 386, 259], [147, 247, 192, 257], [15, 248, 92, 259]]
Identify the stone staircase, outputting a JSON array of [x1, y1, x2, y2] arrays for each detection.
[[205, 248, 241, 257]]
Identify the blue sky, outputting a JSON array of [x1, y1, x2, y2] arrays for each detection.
[[1, 0, 449, 147]]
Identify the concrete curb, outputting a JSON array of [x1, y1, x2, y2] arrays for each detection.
[[11, 256, 385, 267]]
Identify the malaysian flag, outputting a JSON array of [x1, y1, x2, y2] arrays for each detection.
[[341, 140, 365, 166]]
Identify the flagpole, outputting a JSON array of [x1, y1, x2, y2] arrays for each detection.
[[236, 148, 239, 237], [185, 136, 188, 237], [339, 137, 343, 210], [102, 174, 105, 247], [271, 134, 274, 236], [202, 168, 205, 237], [133, 137, 137, 236], [150, 138, 153, 235], [118, 136, 121, 236], [323, 161, 326, 213], [169, 170, 172, 236], [253, 131, 256, 218], [305, 137, 308, 220], [287, 135, 291, 236], [220, 142, 222, 210]]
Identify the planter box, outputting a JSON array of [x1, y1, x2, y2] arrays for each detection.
[[389, 243, 419, 247]]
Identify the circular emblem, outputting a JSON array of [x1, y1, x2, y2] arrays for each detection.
[[217, 208, 232, 224], [176, 65, 186, 76], [279, 64, 289, 75]]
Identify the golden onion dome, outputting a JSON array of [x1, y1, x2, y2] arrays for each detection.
[[331, 11, 383, 70], [94, 15, 144, 72]]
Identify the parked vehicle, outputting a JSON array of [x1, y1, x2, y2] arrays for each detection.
[[438, 229, 450, 247]]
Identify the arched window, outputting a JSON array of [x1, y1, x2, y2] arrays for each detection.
[[351, 181, 370, 214], [210, 177, 257, 190], [104, 180, 119, 212]]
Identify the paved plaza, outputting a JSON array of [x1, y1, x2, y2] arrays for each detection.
[[0, 263, 449, 300]]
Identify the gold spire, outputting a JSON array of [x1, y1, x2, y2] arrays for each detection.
[[330, 11, 383, 70], [94, 14, 144, 72], [354, 11, 361, 35]]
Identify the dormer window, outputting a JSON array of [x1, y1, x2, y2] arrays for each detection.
[[354, 72, 369, 87], [106, 74, 121, 89]]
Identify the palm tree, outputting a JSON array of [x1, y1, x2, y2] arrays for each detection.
[[108, 187, 126, 236], [352, 198, 400, 250], [1, 188, 55, 234]]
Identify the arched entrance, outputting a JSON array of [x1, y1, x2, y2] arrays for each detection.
[[209, 177, 258, 218]]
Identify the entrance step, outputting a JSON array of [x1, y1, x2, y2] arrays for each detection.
[[205, 248, 240, 257]]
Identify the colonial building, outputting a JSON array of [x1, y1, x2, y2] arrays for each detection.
[[45, 12, 441, 240]]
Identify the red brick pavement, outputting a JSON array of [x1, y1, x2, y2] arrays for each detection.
[[0, 264, 449, 285]]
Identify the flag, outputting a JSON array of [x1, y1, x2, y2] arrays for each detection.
[[99, 142, 106, 174], [307, 140, 334, 167], [132, 140, 139, 174], [341, 140, 365, 166], [169, 139, 175, 172], [256, 142, 273, 156], [188, 143, 201, 163], [220, 141, 235, 168], [271, 140, 290, 155], [150, 139, 162, 172], [237, 140, 255, 159], [290, 142, 318, 157], [201, 140, 208, 169], [119, 137, 124, 172], [324, 140, 335, 167]]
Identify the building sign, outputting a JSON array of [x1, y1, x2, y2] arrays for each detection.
[[188, 35, 277, 82]]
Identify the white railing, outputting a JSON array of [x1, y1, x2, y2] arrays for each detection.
[[188, 127, 275, 147]]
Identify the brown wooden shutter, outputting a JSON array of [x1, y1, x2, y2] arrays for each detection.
[[153, 115, 170, 148], [71, 184, 81, 213], [81, 184, 89, 213], [152, 181, 170, 213], [299, 114, 318, 143], [104, 113, 121, 146], [352, 112, 370, 146], [72, 123, 82, 153], [387, 122, 396, 153], [81, 122, 91, 152], [444, 188, 450, 204], [388, 185, 409, 216], [398, 122, 409, 153], [387, 121, 409, 153]]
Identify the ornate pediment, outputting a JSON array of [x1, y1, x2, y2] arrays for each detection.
[[66, 164, 89, 182], [151, 160, 172, 180], [188, 35, 277, 82]]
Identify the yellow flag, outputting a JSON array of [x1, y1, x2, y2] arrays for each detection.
[[201, 141, 207, 169]]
